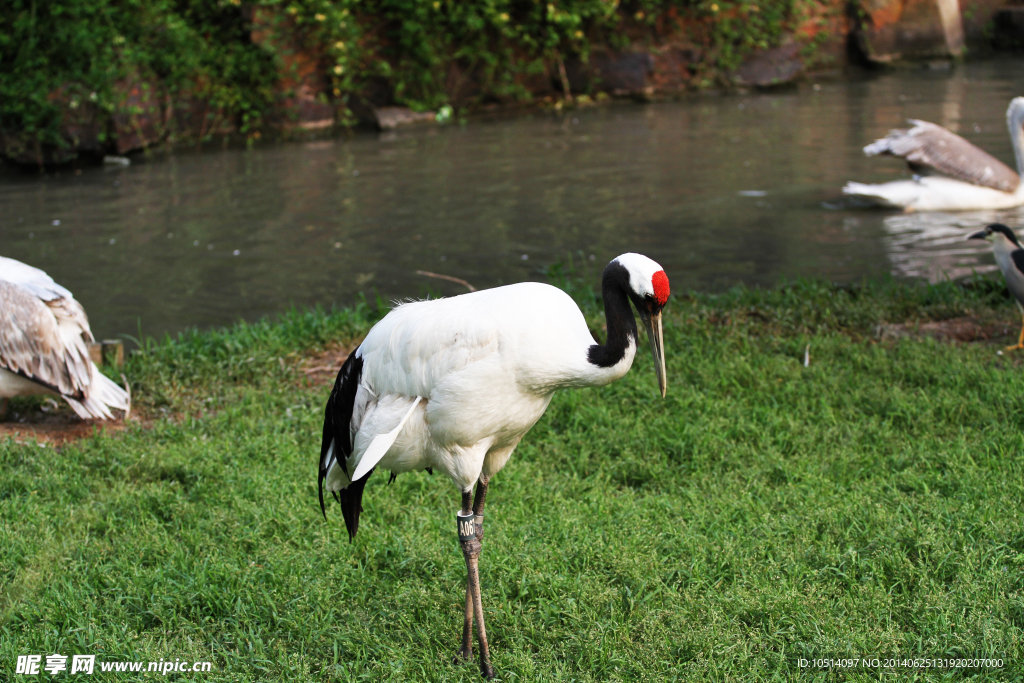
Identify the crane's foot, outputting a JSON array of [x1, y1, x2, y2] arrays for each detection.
[[480, 662, 495, 679], [453, 646, 473, 664]]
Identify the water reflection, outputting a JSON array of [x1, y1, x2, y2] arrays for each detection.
[[883, 208, 1024, 281], [1, 60, 1023, 339]]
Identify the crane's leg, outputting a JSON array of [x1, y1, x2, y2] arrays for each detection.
[[1006, 313, 1024, 351], [455, 481, 488, 663], [456, 585, 473, 663], [0, 398, 7, 420], [457, 482, 493, 679]]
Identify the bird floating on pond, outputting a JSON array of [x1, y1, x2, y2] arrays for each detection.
[[844, 98, 1024, 212], [0, 257, 130, 419], [318, 253, 670, 679], [968, 223, 1024, 350]]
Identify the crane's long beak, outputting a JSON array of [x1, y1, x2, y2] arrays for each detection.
[[641, 311, 667, 398], [967, 230, 988, 240]]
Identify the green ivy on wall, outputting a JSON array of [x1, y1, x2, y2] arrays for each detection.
[[0, 0, 818, 154]]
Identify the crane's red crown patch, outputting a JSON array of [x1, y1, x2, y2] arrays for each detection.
[[652, 271, 670, 306]]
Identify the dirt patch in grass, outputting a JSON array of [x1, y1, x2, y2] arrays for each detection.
[[0, 407, 136, 446], [874, 316, 1014, 343], [297, 341, 359, 386]]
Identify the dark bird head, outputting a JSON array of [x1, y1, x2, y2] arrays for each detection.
[[967, 223, 1022, 247]]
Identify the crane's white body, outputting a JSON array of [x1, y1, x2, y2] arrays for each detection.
[[323, 282, 636, 493], [0, 256, 130, 419]]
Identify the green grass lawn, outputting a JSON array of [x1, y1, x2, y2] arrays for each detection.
[[2, 277, 1024, 681]]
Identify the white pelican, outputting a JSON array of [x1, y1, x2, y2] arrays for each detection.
[[843, 97, 1024, 212], [0, 257, 130, 419], [318, 253, 670, 678]]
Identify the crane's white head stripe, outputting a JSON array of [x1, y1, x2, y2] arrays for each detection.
[[612, 253, 667, 300]]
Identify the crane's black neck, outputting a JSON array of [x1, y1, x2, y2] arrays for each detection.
[[587, 261, 638, 368]]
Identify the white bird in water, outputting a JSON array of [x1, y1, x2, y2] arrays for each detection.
[[843, 97, 1024, 212], [318, 253, 670, 678], [0, 257, 130, 419]]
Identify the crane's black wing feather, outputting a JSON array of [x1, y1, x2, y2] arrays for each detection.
[[317, 349, 373, 541]]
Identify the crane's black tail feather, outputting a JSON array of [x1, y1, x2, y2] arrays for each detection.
[[318, 348, 364, 527], [338, 469, 373, 542]]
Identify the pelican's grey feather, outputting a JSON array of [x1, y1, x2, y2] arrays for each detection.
[[0, 281, 92, 398], [0, 259, 130, 419], [864, 120, 1019, 193]]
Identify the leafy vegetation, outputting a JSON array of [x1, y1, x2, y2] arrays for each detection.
[[0, 0, 278, 146], [1, 0, 827, 152], [2, 276, 1023, 680]]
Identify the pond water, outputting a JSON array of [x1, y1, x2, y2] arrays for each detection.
[[3, 59, 1024, 341]]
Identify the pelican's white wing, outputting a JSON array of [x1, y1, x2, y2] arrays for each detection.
[[0, 256, 74, 301]]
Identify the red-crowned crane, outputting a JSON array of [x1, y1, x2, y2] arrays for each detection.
[[318, 253, 670, 678], [0, 256, 130, 419]]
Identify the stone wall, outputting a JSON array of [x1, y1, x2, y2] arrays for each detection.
[[1, 0, 1012, 166]]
